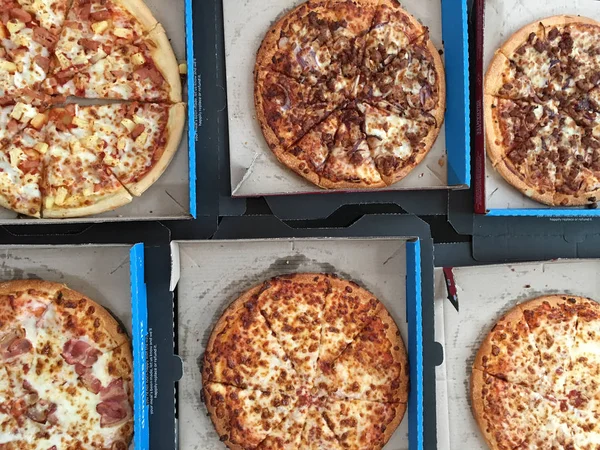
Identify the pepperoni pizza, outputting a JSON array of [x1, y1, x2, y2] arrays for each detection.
[[0, 0, 185, 218], [472, 295, 600, 449], [485, 16, 600, 206], [202, 273, 409, 450], [254, 0, 446, 189], [0, 280, 133, 449]]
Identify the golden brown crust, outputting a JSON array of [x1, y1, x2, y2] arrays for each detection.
[[146, 25, 183, 104], [116, 0, 159, 32], [375, 307, 409, 403], [499, 19, 546, 59], [317, 174, 387, 190], [0, 279, 65, 298], [42, 189, 133, 219], [127, 103, 186, 196], [471, 369, 502, 450], [485, 51, 511, 97], [553, 185, 600, 207], [381, 402, 407, 448], [483, 95, 506, 167], [253, 70, 288, 156], [517, 294, 590, 314], [202, 383, 246, 450], [273, 147, 323, 188], [494, 158, 557, 205]]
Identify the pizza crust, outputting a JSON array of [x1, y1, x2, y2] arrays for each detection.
[[484, 95, 507, 167], [0, 279, 65, 297], [381, 402, 408, 448], [127, 103, 186, 196], [202, 383, 246, 450], [484, 51, 511, 97], [471, 368, 502, 450], [498, 19, 546, 59], [517, 294, 590, 315], [146, 25, 183, 104], [272, 145, 323, 188], [42, 189, 133, 219], [116, 0, 159, 32]]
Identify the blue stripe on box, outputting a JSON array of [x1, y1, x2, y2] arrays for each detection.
[[441, 0, 470, 187], [487, 208, 600, 217], [130, 244, 149, 449], [406, 240, 423, 450], [185, 0, 197, 218]]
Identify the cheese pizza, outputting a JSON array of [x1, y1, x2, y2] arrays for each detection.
[[0, 279, 133, 449], [202, 273, 409, 450], [254, 0, 445, 190], [485, 16, 600, 206], [0, 0, 184, 218], [472, 295, 600, 449]]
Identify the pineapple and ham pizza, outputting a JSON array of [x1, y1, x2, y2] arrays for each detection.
[[0, 280, 133, 450], [202, 273, 409, 450]]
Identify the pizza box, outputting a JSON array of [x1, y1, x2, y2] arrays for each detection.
[[0, 0, 197, 225], [170, 214, 436, 450], [433, 250, 600, 449], [474, 0, 600, 217], [0, 243, 149, 448], [217, 0, 469, 215]]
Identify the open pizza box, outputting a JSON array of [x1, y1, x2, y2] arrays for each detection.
[[474, 0, 600, 217], [0, 0, 197, 225], [170, 230, 425, 449], [222, 0, 469, 203], [434, 256, 600, 449], [0, 243, 149, 447]]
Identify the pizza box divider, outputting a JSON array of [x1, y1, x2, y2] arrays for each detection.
[[474, 0, 600, 216], [0, 0, 197, 225], [170, 214, 436, 450], [210, 0, 470, 221], [432, 241, 600, 449]]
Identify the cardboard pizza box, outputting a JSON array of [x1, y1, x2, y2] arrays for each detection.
[[221, 0, 469, 203], [0, 244, 149, 448], [170, 223, 427, 449], [0, 0, 197, 224], [474, 0, 600, 217], [433, 253, 600, 449]]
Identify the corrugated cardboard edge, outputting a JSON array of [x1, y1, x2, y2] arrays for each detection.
[[131, 243, 150, 449]]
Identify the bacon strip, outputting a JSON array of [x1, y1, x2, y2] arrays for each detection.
[[0, 329, 32, 359], [61, 339, 101, 367]]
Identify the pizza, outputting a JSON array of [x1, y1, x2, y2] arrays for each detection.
[[254, 0, 445, 190], [0, 279, 133, 449], [202, 273, 409, 450], [485, 15, 600, 206], [0, 0, 185, 218], [471, 295, 600, 449]]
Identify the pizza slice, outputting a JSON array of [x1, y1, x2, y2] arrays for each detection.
[[257, 274, 328, 383], [48, 0, 158, 83], [75, 102, 185, 196], [299, 403, 343, 450], [42, 106, 133, 218], [315, 307, 408, 403], [48, 25, 182, 103], [203, 285, 301, 393], [362, 0, 426, 72], [203, 383, 297, 449], [320, 398, 405, 450], [255, 70, 345, 150], [257, 0, 376, 85], [317, 276, 381, 369], [361, 102, 437, 186], [256, 404, 308, 450]]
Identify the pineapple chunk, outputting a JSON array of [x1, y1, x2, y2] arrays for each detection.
[[55, 187, 68, 206], [131, 52, 145, 66], [34, 143, 48, 154], [44, 196, 55, 209], [117, 138, 127, 151], [80, 135, 99, 149], [113, 27, 133, 39], [30, 113, 48, 130], [72, 117, 90, 129], [9, 148, 22, 167], [132, 115, 144, 125], [179, 63, 187, 75], [135, 131, 148, 146], [10, 104, 24, 121], [121, 118, 135, 132], [104, 154, 118, 166], [91, 20, 110, 35], [0, 60, 17, 73], [55, 52, 70, 69], [6, 20, 25, 34]]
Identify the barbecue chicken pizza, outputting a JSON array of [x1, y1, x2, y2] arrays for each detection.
[[0, 0, 185, 218], [254, 0, 446, 190], [485, 15, 600, 206], [0, 280, 133, 449], [202, 273, 410, 450], [472, 295, 600, 449]]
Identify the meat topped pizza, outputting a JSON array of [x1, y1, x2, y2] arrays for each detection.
[[0, 0, 185, 218], [254, 0, 446, 190], [0, 279, 133, 449], [202, 273, 409, 450], [472, 295, 600, 449], [485, 15, 600, 206]]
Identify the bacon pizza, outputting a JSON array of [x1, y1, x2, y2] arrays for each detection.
[[254, 0, 445, 190], [485, 16, 600, 206], [0, 0, 185, 218], [472, 295, 600, 449], [202, 273, 409, 450], [0, 280, 133, 449]]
